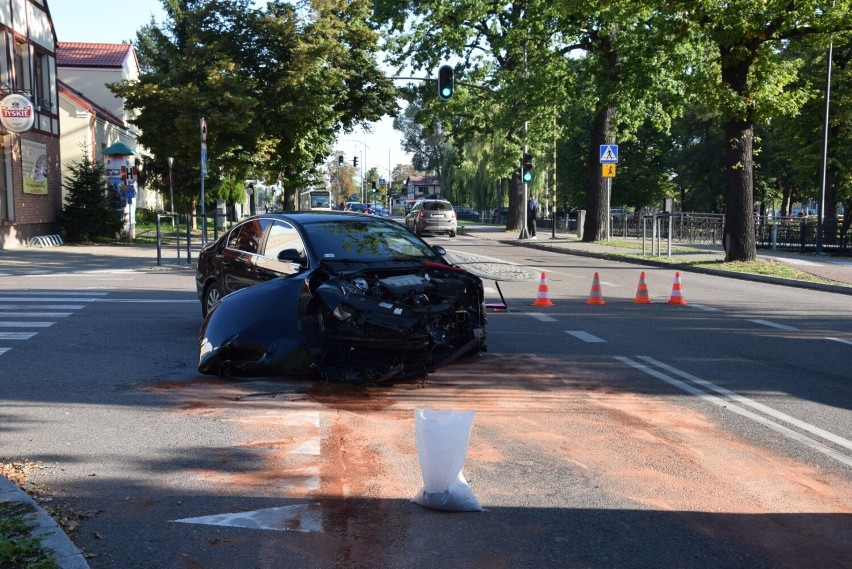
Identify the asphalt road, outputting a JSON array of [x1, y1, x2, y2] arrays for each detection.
[[1, 239, 851, 568]]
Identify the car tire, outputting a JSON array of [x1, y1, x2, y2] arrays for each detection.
[[448, 230, 456, 238], [202, 282, 223, 317]]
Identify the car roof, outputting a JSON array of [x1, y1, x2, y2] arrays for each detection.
[[235, 211, 383, 227]]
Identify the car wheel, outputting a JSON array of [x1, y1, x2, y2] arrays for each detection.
[[202, 282, 223, 317], [414, 226, 422, 237], [448, 230, 456, 238]]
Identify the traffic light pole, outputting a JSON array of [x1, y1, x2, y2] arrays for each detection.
[[519, 41, 530, 240]]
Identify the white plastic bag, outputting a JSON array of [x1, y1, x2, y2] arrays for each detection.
[[412, 408, 484, 512]]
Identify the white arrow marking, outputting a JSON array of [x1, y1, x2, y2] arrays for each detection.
[[172, 503, 323, 532]]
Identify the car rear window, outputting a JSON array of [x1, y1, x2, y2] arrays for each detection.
[[426, 201, 452, 211]]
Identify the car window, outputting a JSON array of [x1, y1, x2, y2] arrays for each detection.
[[304, 219, 437, 261], [227, 219, 270, 254], [426, 201, 452, 211], [263, 220, 305, 261]]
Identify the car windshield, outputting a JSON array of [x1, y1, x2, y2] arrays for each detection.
[[303, 219, 440, 261]]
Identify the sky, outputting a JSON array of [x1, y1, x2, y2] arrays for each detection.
[[48, 0, 412, 175]]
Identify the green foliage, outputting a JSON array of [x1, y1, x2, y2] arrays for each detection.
[[113, 0, 397, 212], [59, 154, 123, 243], [0, 502, 57, 569]]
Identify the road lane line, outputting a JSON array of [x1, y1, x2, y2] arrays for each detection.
[[565, 331, 606, 343], [528, 313, 558, 322], [637, 356, 852, 452], [616, 356, 852, 467], [747, 319, 797, 331], [689, 304, 720, 312], [0, 322, 54, 327], [827, 337, 852, 346]]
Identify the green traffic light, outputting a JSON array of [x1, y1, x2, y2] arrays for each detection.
[[441, 87, 452, 98], [523, 171, 532, 182]]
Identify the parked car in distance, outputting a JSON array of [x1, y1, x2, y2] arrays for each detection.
[[453, 206, 480, 222], [405, 199, 457, 237], [195, 212, 487, 383], [491, 206, 509, 223], [344, 202, 369, 213], [610, 208, 635, 219]]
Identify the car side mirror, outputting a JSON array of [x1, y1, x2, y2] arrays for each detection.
[[278, 248, 306, 266], [432, 246, 446, 256]]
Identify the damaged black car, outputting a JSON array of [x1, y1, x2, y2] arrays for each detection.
[[196, 212, 487, 383]]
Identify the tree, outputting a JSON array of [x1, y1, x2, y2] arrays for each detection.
[[113, 0, 397, 215], [59, 153, 123, 243], [667, 1, 852, 261]]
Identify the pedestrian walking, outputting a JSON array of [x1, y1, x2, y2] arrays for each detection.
[[527, 195, 539, 238]]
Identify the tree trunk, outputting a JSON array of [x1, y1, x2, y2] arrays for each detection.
[[722, 117, 756, 262], [583, 104, 616, 242], [720, 48, 756, 262], [506, 176, 524, 231]]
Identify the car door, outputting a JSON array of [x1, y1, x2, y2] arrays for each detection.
[[220, 218, 270, 293], [256, 220, 308, 281]]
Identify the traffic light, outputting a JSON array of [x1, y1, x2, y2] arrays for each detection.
[[337, 155, 344, 167], [353, 156, 358, 168], [522, 153, 533, 183], [438, 65, 454, 100], [371, 181, 377, 193]]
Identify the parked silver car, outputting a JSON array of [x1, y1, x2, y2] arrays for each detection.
[[405, 199, 457, 237]]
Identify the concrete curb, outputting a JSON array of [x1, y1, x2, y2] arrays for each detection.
[[0, 475, 90, 569]]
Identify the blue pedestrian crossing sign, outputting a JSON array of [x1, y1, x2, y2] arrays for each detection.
[[599, 145, 618, 163]]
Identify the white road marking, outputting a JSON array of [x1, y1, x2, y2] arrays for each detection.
[[290, 439, 321, 456], [565, 331, 606, 343], [0, 305, 85, 310], [827, 337, 852, 346], [89, 299, 196, 304], [0, 312, 72, 317], [637, 356, 852, 451], [0, 332, 37, 340], [172, 503, 323, 532], [0, 297, 98, 302], [0, 292, 108, 296], [0, 322, 54, 327], [748, 319, 798, 331], [528, 313, 558, 322], [689, 304, 720, 312], [0, 348, 10, 355], [618, 356, 852, 467]]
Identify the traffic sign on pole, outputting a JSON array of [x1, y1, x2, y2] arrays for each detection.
[[600, 144, 618, 163]]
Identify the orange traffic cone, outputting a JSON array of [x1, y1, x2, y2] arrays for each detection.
[[668, 272, 687, 305], [532, 272, 555, 307], [585, 272, 606, 305], [633, 271, 652, 304]]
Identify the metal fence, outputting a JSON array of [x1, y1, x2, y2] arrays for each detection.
[[539, 212, 850, 254]]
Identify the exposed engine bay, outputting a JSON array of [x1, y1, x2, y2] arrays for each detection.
[[198, 260, 487, 384]]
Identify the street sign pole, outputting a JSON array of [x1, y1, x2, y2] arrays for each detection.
[[599, 145, 619, 240]]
